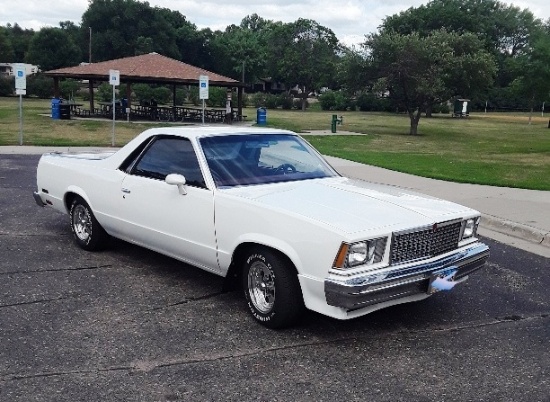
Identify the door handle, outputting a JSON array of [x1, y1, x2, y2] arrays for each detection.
[[121, 188, 131, 194]]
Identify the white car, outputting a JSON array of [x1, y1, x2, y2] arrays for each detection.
[[33, 126, 489, 328]]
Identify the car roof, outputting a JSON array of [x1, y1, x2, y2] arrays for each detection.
[[137, 126, 297, 141]]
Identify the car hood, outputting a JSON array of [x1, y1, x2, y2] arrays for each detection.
[[224, 177, 474, 235]]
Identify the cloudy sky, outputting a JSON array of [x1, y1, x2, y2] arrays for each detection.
[[1, 0, 549, 46]]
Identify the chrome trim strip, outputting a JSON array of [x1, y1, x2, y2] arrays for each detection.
[[325, 242, 490, 311]]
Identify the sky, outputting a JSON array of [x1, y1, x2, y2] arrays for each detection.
[[1, 0, 549, 47]]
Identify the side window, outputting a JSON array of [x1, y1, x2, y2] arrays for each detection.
[[132, 137, 206, 188]]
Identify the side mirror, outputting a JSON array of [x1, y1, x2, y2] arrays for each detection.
[[165, 173, 187, 195]]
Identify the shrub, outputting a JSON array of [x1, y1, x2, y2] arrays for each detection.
[[319, 91, 336, 110], [206, 87, 228, 108], [26, 74, 53, 98], [133, 84, 154, 104], [265, 94, 279, 109], [251, 92, 267, 108], [97, 83, 112, 102], [175, 88, 187, 105], [0, 76, 13, 96], [59, 79, 80, 100], [432, 102, 450, 114], [279, 94, 294, 110], [152, 86, 171, 104], [319, 91, 354, 111]]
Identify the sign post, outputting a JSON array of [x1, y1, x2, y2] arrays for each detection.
[[199, 75, 209, 125], [109, 69, 120, 146], [14, 64, 26, 145]]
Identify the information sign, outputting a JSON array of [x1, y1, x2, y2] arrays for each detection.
[[199, 75, 209, 99]]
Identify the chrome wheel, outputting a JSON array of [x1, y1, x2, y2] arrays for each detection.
[[247, 260, 276, 314], [72, 204, 92, 242]]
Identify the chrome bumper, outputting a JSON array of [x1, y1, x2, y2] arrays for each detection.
[[325, 242, 490, 311], [33, 191, 46, 207]]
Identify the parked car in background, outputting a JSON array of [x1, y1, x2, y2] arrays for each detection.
[[33, 127, 489, 328]]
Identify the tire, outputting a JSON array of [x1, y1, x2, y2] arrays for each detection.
[[69, 196, 109, 251], [242, 247, 305, 329]]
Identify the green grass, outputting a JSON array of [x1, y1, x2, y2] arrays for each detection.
[[1, 97, 549, 190]]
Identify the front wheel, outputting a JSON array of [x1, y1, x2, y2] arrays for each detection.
[[69, 196, 109, 251], [242, 247, 305, 329]]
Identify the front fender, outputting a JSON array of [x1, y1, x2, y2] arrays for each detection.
[[221, 233, 304, 275]]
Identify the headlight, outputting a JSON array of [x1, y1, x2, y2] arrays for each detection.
[[333, 237, 387, 269], [462, 217, 480, 239]]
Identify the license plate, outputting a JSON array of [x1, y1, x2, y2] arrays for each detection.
[[428, 268, 459, 294]]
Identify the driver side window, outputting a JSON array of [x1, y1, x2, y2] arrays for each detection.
[[132, 136, 206, 188]]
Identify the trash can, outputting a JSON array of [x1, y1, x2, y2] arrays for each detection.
[[51, 98, 61, 120], [256, 107, 267, 126], [59, 103, 71, 120]]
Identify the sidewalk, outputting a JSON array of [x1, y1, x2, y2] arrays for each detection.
[[2, 143, 549, 257]]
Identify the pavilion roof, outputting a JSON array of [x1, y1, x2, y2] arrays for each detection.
[[44, 52, 242, 87]]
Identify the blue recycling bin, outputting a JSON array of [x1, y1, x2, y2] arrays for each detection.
[[51, 98, 61, 120], [256, 107, 267, 126]]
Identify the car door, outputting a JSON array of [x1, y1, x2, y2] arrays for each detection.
[[115, 135, 219, 273]]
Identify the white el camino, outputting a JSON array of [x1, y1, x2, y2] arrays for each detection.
[[33, 126, 489, 328]]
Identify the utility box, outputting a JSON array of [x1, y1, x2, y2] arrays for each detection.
[[453, 99, 470, 117]]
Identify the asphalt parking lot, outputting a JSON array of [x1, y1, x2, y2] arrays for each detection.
[[1, 154, 549, 402]]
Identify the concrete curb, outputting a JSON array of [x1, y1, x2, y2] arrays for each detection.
[[481, 214, 549, 248]]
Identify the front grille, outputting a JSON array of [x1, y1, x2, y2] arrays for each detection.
[[390, 220, 462, 265]]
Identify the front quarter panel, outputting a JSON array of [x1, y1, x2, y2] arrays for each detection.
[[214, 191, 344, 278]]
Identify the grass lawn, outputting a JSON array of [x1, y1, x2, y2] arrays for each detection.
[[1, 97, 549, 190]]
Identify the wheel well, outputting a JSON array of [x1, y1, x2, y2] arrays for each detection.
[[64, 192, 79, 213], [222, 242, 298, 292]]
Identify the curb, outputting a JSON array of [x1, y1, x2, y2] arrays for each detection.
[[481, 214, 549, 248]]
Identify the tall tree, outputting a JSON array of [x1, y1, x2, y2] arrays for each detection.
[[380, 0, 542, 108], [26, 27, 81, 71], [4, 23, 34, 62], [510, 32, 550, 123], [266, 19, 340, 110], [0, 27, 15, 62], [81, 0, 181, 61], [210, 16, 276, 83], [365, 30, 495, 135]]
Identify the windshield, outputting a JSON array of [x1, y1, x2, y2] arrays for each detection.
[[199, 134, 339, 187]]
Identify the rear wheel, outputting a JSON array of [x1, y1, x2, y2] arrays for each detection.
[[242, 247, 305, 328], [69, 196, 109, 251]]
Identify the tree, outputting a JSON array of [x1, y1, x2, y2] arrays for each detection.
[[335, 46, 372, 94], [510, 32, 550, 123], [209, 17, 275, 83], [26, 27, 81, 71], [4, 23, 34, 62], [266, 19, 340, 110], [81, 0, 181, 61], [380, 0, 542, 107], [0, 27, 15, 62], [365, 30, 496, 135]]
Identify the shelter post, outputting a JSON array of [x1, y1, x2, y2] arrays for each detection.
[[88, 81, 95, 113], [53, 78, 60, 98], [237, 87, 243, 121], [172, 84, 177, 107], [126, 83, 132, 121]]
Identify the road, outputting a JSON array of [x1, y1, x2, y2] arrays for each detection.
[[0, 155, 548, 402]]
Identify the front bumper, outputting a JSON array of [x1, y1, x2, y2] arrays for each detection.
[[325, 242, 489, 311]]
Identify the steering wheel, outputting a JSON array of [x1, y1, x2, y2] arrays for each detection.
[[276, 163, 297, 175]]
